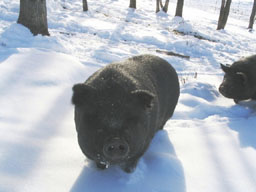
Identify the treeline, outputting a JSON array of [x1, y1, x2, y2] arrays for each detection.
[[17, 0, 256, 36]]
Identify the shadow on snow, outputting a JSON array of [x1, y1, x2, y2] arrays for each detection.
[[0, 87, 72, 177]]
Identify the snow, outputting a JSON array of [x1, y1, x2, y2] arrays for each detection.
[[0, 0, 256, 192]]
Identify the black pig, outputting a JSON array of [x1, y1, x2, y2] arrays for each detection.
[[72, 54, 180, 173], [219, 54, 256, 103]]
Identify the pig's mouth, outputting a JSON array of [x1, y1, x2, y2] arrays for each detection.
[[96, 153, 130, 166], [219, 85, 233, 98], [95, 153, 110, 168], [98, 160, 110, 168], [219, 85, 251, 100], [219, 86, 240, 99]]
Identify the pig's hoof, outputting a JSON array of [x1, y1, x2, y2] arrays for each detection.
[[96, 162, 107, 170], [234, 99, 240, 104], [123, 166, 135, 173], [121, 159, 138, 173]]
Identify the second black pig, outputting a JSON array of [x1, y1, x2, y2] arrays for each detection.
[[219, 55, 256, 103]]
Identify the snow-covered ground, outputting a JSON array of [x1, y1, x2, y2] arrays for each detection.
[[0, 0, 256, 191]]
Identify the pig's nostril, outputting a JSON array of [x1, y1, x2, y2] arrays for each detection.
[[103, 138, 129, 160], [119, 145, 125, 151], [108, 145, 115, 152], [107, 145, 125, 152]]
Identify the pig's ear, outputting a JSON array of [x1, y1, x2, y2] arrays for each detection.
[[72, 83, 95, 105], [220, 63, 232, 73], [131, 90, 155, 109]]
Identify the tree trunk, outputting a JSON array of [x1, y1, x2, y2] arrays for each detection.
[[217, 0, 232, 30], [17, 0, 49, 36], [248, 0, 256, 30], [156, 0, 169, 13], [162, 0, 170, 13], [156, 0, 160, 13], [217, 0, 226, 29], [83, 0, 88, 11], [129, 0, 136, 9], [175, 0, 184, 17]]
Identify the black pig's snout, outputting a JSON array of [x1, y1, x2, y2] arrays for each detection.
[[219, 84, 229, 96], [219, 84, 225, 94], [103, 137, 129, 161], [219, 84, 233, 98]]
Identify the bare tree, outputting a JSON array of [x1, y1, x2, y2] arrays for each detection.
[[17, 0, 49, 36], [129, 0, 136, 9], [156, 0, 161, 13], [156, 0, 169, 13], [83, 0, 88, 11], [248, 0, 256, 30], [175, 0, 184, 17], [162, 0, 169, 13], [217, 0, 232, 30]]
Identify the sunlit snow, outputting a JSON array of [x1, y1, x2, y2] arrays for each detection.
[[0, 0, 256, 192]]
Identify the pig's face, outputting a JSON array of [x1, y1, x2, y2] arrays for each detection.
[[219, 64, 254, 100], [72, 83, 154, 167]]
